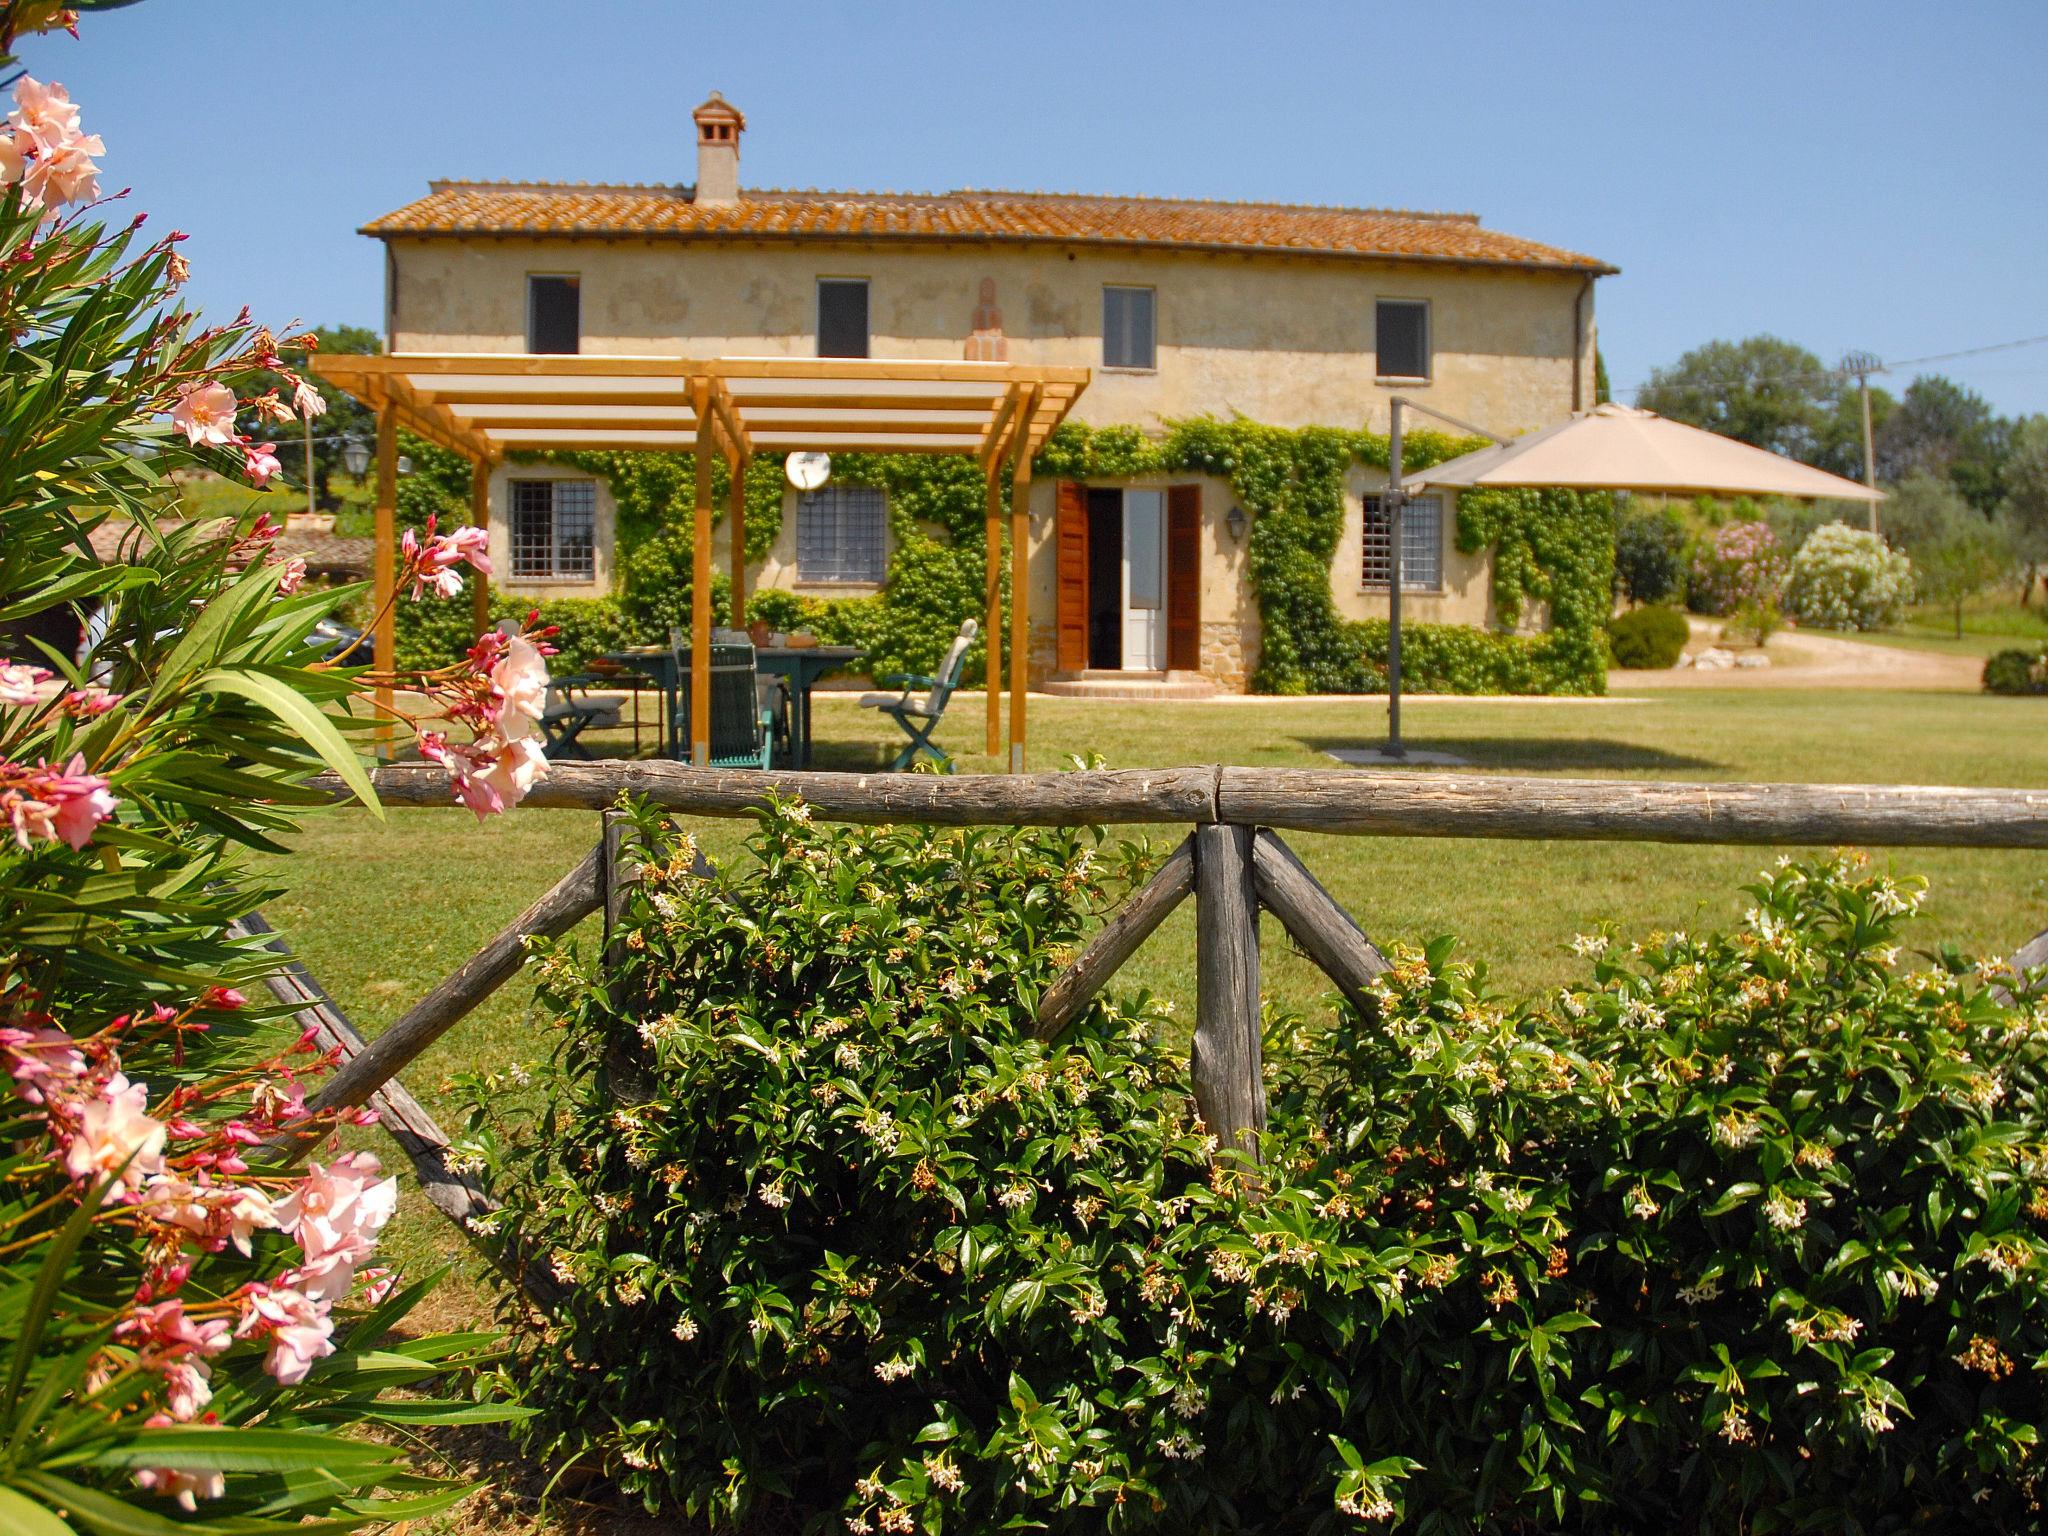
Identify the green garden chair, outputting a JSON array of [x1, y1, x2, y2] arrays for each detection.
[[672, 641, 778, 769], [858, 619, 977, 772]]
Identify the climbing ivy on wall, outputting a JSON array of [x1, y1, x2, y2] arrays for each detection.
[[389, 422, 1613, 694]]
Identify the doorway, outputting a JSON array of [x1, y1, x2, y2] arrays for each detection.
[[1055, 482, 1200, 675], [1082, 488, 1166, 671]]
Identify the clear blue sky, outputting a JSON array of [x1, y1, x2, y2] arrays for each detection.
[[24, 0, 2048, 414]]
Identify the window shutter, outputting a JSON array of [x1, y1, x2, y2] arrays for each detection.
[[1055, 480, 1088, 672], [1166, 484, 1201, 671]]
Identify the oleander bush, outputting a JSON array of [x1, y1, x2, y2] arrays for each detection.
[[464, 804, 2048, 1535], [1784, 522, 1914, 631], [1607, 603, 1692, 669], [1983, 648, 2048, 696], [1687, 519, 1786, 618]]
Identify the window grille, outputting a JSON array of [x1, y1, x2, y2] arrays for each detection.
[[796, 485, 888, 583], [1375, 298, 1429, 380], [1361, 494, 1442, 591], [509, 479, 597, 579], [1103, 285, 1156, 369]]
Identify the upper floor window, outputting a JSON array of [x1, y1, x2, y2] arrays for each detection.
[[527, 274, 580, 354], [510, 478, 597, 579], [1375, 298, 1430, 381], [1103, 285, 1156, 370], [796, 485, 887, 583], [1361, 493, 1442, 591], [817, 278, 870, 358]]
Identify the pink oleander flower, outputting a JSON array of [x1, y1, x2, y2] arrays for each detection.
[[0, 130, 22, 189], [356, 1266, 397, 1307], [117, 1299, 231, 1423], [292, 379, 327, 420], [20, 132, 102, 207], [201, 986, 246, 1011], [5, 753, 118, 850], [140, 1174, 278, 1257], [61, 1071, 167, 1190], [62, 685, 121, 718], [242, 442, 281, 489], [169, 381, 237, 447], [235, 1282, 334, 1385], [0, 1023, 85, 1104], [273, 1151, 397, 1301], [428, 523, 491, 577], [0, 661, 52, 706], [478, 734, 548, 812], [492, 635, 548, 732], [133, 1416, 227, 1511], [275, 556, 307, 596], [8, 76, 83, 149]]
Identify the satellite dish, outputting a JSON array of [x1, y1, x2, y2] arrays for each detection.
[[785, 452, 831, 492]]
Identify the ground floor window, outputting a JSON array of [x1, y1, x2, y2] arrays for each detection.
[[796, 485, 888, 583], [509, 479, 597, 579], [1361, 493, 1443, 590]]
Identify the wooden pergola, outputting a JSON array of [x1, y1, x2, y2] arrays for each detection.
[[311, 354, 1089, 771]]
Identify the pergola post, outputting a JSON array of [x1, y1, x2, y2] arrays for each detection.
[[691, 380, 715, 768], [372, 404, 398, 758], [468, 457, 491, 640], [984, 458, 1002, 757], [1007, 429, 1034, 774], [728, 453, 748, 628]]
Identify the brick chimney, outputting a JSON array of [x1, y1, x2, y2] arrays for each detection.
[[692, 92, 745, 207]]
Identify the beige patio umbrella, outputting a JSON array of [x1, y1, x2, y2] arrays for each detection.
[[1413, 402, 1883, 502]]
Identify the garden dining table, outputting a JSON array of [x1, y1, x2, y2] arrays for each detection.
[[595, 645, 865, 769]]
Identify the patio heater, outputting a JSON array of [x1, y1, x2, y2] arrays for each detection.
[[1382, 397, 1511, 759]]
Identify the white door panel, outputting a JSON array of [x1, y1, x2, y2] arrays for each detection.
[[1122, 490, 1164, 671]]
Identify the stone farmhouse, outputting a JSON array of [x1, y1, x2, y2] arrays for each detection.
[[363, 93, 1615, 693]]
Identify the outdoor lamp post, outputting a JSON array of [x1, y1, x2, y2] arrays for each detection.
[[1383, 396, 1512, 760], [341, 436, 370, 481]]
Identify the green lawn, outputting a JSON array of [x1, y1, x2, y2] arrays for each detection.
[[1840, 593, 2048, 658]]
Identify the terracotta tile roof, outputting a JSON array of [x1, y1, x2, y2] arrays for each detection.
[[87, 520, 372, 577], [362, 183, 1616, 275]]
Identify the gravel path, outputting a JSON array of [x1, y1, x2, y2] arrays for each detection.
[[1614, 619, 1981, 692]]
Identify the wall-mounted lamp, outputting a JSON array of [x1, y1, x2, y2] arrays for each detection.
[[1225, 504, 1248, 542]]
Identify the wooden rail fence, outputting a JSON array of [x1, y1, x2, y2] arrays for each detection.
[[287, 761, 2048, 1252]]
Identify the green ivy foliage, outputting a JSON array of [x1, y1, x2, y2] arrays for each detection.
[[395, 421, 1616, 695], [464, 816, 2048, 1533], [1355, 619, 1604, 695]]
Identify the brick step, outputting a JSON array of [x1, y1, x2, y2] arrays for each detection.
[[1040, 670, 1219, 700]]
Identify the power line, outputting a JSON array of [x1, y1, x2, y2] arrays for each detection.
[[1613, 331, 2048, 401]]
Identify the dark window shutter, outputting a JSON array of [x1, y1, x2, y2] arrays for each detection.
[[528, 276, 580, 354], [1166, 484, 1201, 671], [817, 280, 870, 358], [1375, 299, 1428, 380], [1055, 481, 1089, 672]]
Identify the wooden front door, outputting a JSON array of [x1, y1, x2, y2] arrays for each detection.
[[1166, 484, 1201, 672], [1054, 480, 1088, 672]]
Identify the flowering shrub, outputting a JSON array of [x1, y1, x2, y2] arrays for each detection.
[[1686, 519, 1786, 617], [0, 14, 527, 1524], [1784, 521, 1914, 631], [466, 805, 2047, 1534]]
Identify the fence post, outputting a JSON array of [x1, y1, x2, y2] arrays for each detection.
[[1193, 822, 1264, 1160], [600, 808, 655, 1101]]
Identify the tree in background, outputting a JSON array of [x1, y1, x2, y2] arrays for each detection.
[[1998, 415, 2048, 603], [1875, 375, 2013, 513], [1593, 348, 1611, 406], [1612, 500, 1687, 605], [1882, 474, 2014, 635], [1637, 335, 1841, 464]]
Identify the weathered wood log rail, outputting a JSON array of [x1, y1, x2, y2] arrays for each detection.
[[290, 760, 2048, 1250]]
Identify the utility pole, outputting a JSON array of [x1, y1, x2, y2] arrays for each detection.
[[1840, 351, 1883, 533]]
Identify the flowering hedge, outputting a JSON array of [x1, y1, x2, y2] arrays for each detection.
[[1687, 519, 1787, 617], [1784, 521, 1914, 631], [0, 18, 541, 1524], [463, 802, 2047, 1533]]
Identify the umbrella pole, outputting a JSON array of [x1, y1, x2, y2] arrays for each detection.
[[1386, 399, 1405, 760]]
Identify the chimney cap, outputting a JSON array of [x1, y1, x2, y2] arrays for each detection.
[[692, 92, 746, 131]]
